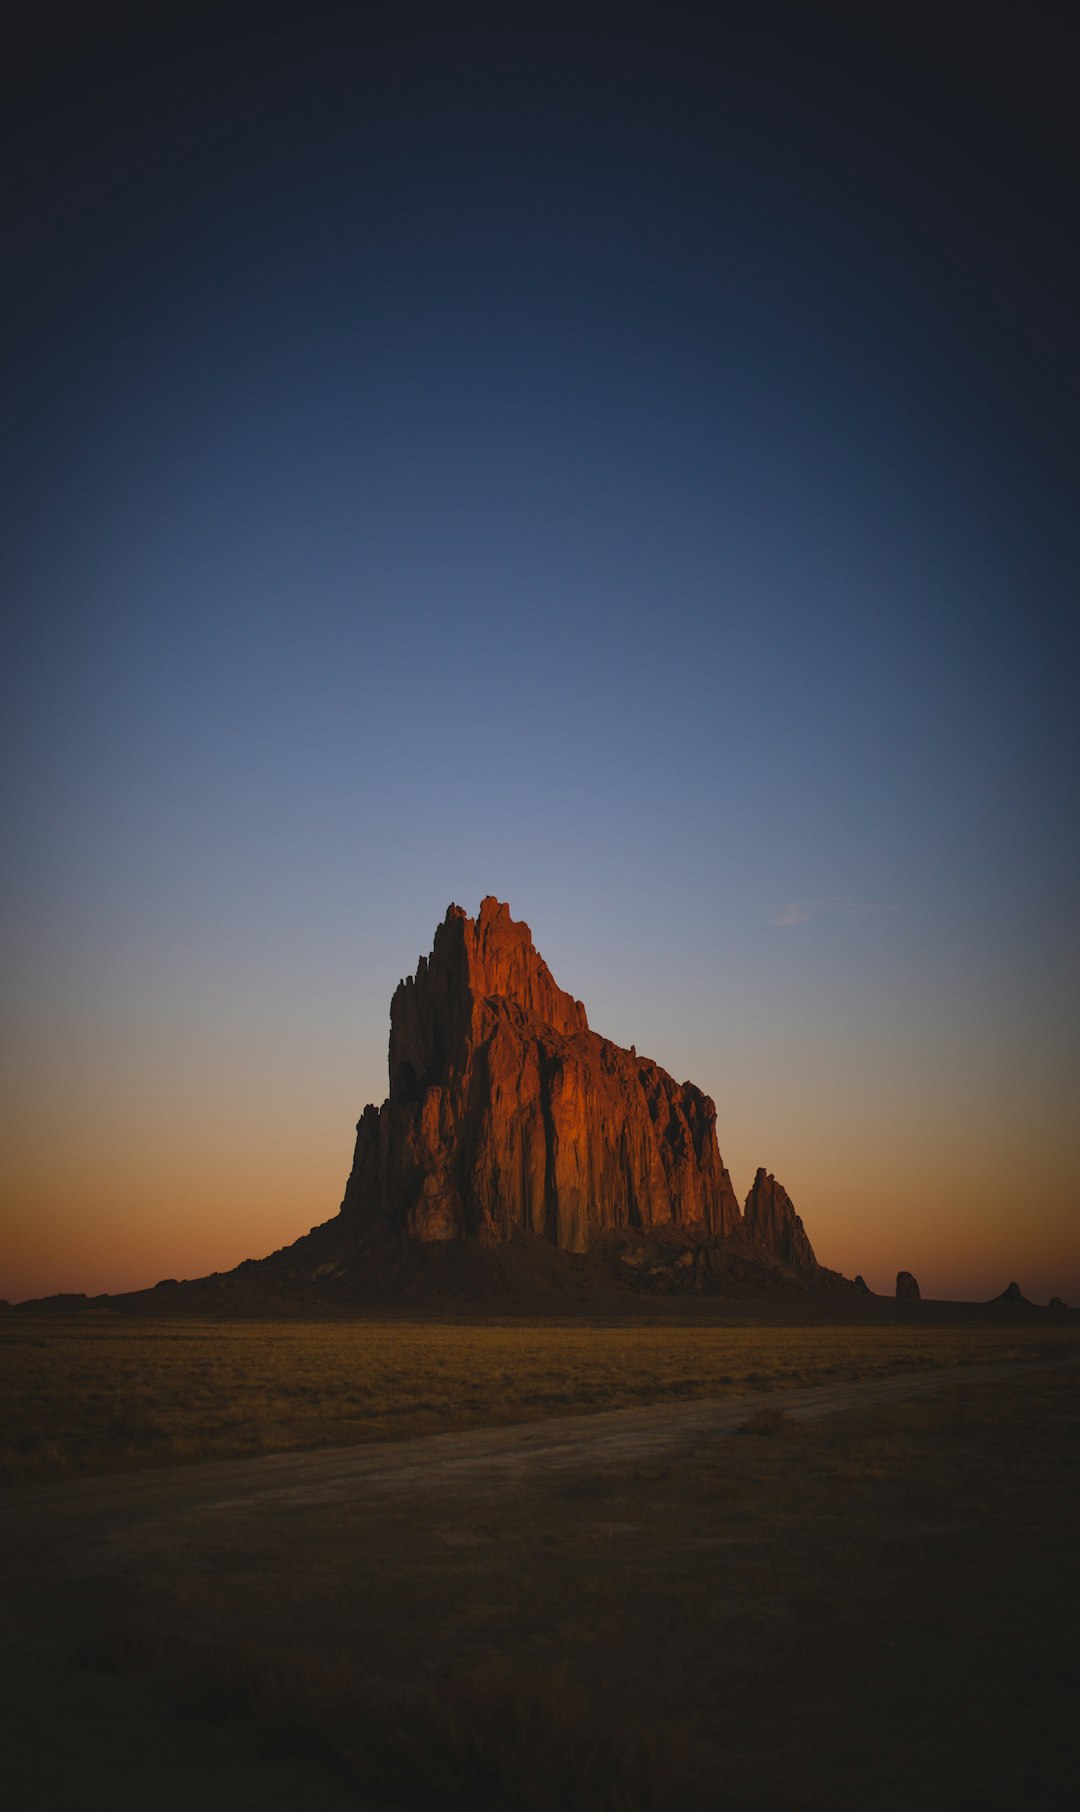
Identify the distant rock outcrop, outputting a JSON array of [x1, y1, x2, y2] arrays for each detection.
[[991, 1281, 1029, 1305], [742, 1169, 816, 1270], [896, 1270, 921, 1299]]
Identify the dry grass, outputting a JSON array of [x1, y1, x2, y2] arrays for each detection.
[[91, 1622, 695, 1810], [2, 1315, 1076, 1481]]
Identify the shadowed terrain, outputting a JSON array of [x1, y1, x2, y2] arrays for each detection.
[[2, 1340, 1078, 1809]]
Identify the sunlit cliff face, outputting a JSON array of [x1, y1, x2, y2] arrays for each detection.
[[342, 897, 742, 1251]]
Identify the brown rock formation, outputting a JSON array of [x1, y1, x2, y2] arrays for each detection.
[[341, 898, 742, 1251], [742, 1168, 817, 1271], [896, 1270, 921, 1299]]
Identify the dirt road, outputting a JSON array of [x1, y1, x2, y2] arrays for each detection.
[[3, 1352, 1078, 1812], [2, 1352, 1074, 1558]]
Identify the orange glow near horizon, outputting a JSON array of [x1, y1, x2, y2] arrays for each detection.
[[3, 894, 1078, 1310], [4, 1034, 1078, 1306]]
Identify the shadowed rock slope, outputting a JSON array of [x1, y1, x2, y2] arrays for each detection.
[[743, 1169, 817, 1271]]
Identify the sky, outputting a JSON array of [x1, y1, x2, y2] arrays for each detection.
[[3, 0, 1078, 1305]]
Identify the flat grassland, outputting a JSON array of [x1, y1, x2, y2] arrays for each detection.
[[4, 1314, 1077, 1481]]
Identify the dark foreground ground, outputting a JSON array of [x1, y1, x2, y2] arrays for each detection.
[[2, 1352, 1077, 1811]]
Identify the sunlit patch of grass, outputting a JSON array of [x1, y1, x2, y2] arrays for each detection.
[[2, 1317, 1076, 1482]]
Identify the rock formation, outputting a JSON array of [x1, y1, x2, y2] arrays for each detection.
[[11, 897, 863, 1315], [896, 1270, 921, 1299], [991, 1281, 1029, 1305], [742, 1169, 816, 1270], [341, 898, 744, 1252]]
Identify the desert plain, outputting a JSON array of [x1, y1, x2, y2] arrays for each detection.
[[2, 1309, 1078, 1811]]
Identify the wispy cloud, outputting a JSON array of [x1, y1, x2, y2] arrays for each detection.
[[767, 897, 891, 928], [770, 902, 815, 927]]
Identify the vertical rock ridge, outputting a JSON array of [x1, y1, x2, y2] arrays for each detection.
[[742, 1168, 817, 1271], [341, 898, 743, 1251]]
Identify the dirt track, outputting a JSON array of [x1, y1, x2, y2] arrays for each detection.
[[3, 1352, 1078, 1811], [2, 1352, 1073, 1553]]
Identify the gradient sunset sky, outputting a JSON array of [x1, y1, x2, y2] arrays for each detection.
[[3, 1, 1078, 1305]]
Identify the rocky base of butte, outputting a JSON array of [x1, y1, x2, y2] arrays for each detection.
[[334, 897, 854, 1294]]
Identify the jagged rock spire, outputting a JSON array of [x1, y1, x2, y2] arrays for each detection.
[[341, 898, 742, 1250], [742, 1168, 817, 1271]]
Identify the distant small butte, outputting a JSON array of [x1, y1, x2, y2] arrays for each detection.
[[8, 900, 1072, 1317]]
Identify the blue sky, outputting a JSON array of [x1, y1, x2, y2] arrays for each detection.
[[3, 1, 1077, 1302]]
